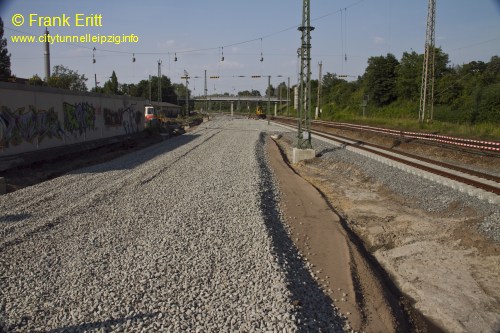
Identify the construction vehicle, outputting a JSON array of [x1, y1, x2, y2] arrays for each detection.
[[256, 105, 266, 119], [145, 105, 170, 125]]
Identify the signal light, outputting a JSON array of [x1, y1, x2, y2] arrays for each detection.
[[210, 76, 220, 79], [251, 75, 261, 78]]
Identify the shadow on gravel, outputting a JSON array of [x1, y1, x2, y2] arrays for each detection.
[[0, 213, 32, 223], [315, 147, 344, 157], [255, 133, 346, 333], [66, 134, 200, 175], [24, 312, 160, 333]]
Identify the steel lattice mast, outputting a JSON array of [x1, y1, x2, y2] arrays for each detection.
[[419, 0, 436, 123], [297, 0, 314, 148]]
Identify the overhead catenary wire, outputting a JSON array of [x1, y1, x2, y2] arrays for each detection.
[[3, 0, 367, 58], [4, 0, 496, 89]]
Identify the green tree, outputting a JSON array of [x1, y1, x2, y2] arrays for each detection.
[[173, 82, 189, 101], [238, 89, 263, 97], [364, 53, 399, 106], [435, 71, 462, 105], [238, 90, 252, 96], [433, 47, 451, 79], [322, 72, 340, 91], [120, 83, 138, 96], [103, 70, 119, 94], [481, 56, 500, 85], [322, 72, 344, 105], [396, 51, 422, 102], [265, 84, 275, 97], [28, 74, 45, 86], [276, 81, 288, 99], [0, 16, 12, 80], [47, 65, 88, 91], [251, 89, 261, 97], [130, 75, 177, 104]]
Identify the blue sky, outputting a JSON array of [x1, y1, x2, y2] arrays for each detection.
[[1, 0, 500, 95]]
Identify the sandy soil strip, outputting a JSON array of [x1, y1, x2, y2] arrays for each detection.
[[266, 137, 413, 333]]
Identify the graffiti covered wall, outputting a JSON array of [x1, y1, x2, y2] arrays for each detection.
[[0, 82, 145, 156]]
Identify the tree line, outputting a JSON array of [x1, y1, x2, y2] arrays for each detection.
[[312, 49, 499, 125]]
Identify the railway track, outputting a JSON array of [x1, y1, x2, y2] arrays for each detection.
[[270, 117, 500, 204], [275, 116, 500, 153]]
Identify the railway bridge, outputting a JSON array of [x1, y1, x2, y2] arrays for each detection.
[[193, 95, 291, 115]]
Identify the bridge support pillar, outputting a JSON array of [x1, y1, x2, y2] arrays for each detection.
[[230, 102, 234, 116]]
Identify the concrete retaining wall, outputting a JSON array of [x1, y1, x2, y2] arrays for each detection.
[[0, 82, 145, 156]]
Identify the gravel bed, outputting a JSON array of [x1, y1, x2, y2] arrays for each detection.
[[0, 116, 345, 333], [281, 131, 500, 244]]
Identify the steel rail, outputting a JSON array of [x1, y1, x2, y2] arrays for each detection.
[[271, 117, 500, 196], [275, 116, 500, 152]]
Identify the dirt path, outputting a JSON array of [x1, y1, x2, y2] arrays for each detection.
[[266, 137, 416, 333]]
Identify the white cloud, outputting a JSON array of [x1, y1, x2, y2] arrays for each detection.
[[156, 39, 176, 50], [374, 36, 386, 45]]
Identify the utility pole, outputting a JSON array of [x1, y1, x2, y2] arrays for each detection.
[[287, 77, 290, 116], [297, 0, 314, 148], [44, 28, 50, 82], [316, 61, 322, 120], [157, 60, 162, 103], [184, 70, 189, 117], [204, 69, 208, 118], [267, 75, 271, 125], [419, 0, 436, 123], [148, 75, 152, 102]]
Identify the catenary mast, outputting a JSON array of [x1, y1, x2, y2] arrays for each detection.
[[297, 0, 314, 148], [419, 0, 436, 123]]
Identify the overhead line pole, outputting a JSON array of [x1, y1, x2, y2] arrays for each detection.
[[297, 0, 314, 148], [419, 0, 436, 124], [204, 70, 208, 118], [287, 77, 290, 116], [267, 75, 271, 125], [157, 60, 162, 103], [184, 70, 189, 117], [316, 61, 322, 120]]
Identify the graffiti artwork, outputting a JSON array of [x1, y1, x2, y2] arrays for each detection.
[[103, 106, 142, 134], [62, 102, 96, 136], [0, 106, 64, 148]]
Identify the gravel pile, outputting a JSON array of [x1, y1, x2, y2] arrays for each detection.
[[281, 131, 500, 244], [0, 116, 345, 333]]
